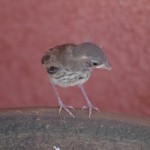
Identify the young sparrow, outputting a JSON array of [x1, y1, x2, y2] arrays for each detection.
[[41, 42, 111, 117]]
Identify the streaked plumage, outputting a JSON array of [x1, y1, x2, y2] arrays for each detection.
[[42, 42, 111, 117]]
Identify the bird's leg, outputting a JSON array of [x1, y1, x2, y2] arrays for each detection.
[[78, 84, 99, 117], [51, 82, 75, 118]]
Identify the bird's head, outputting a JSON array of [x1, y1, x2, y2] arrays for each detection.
[[73, 42, 112, 70]]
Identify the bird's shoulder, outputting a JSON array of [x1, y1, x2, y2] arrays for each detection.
[[41, 43, 76, 64]]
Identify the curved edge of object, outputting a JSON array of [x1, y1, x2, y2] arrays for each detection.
[[0, 108, 150, 150]]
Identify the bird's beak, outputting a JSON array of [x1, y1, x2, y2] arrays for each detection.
[[96, 61, 112, 70]]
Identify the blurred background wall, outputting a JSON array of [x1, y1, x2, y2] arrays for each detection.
[[0, 0, 150, 117]]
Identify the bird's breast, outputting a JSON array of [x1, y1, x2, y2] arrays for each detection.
[[49, 69, 92, 87]]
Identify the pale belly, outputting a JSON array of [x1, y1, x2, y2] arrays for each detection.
[[49, 69, 92, 87]]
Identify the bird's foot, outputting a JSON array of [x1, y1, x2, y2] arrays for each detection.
[[82, 102, 99, 117], [58, 100, 75, 118]]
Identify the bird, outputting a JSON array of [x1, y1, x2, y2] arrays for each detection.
[[41, 42, 111, 117]]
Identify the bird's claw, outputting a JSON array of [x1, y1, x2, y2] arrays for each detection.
[[82, 105, 99, 117], [58, 101, 75, 118]]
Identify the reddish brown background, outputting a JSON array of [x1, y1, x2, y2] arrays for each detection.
[[0, 0, 150, 117]]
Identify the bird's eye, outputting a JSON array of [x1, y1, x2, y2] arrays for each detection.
[[47, 66, 59, 74], [92, 62, 98, 66]]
